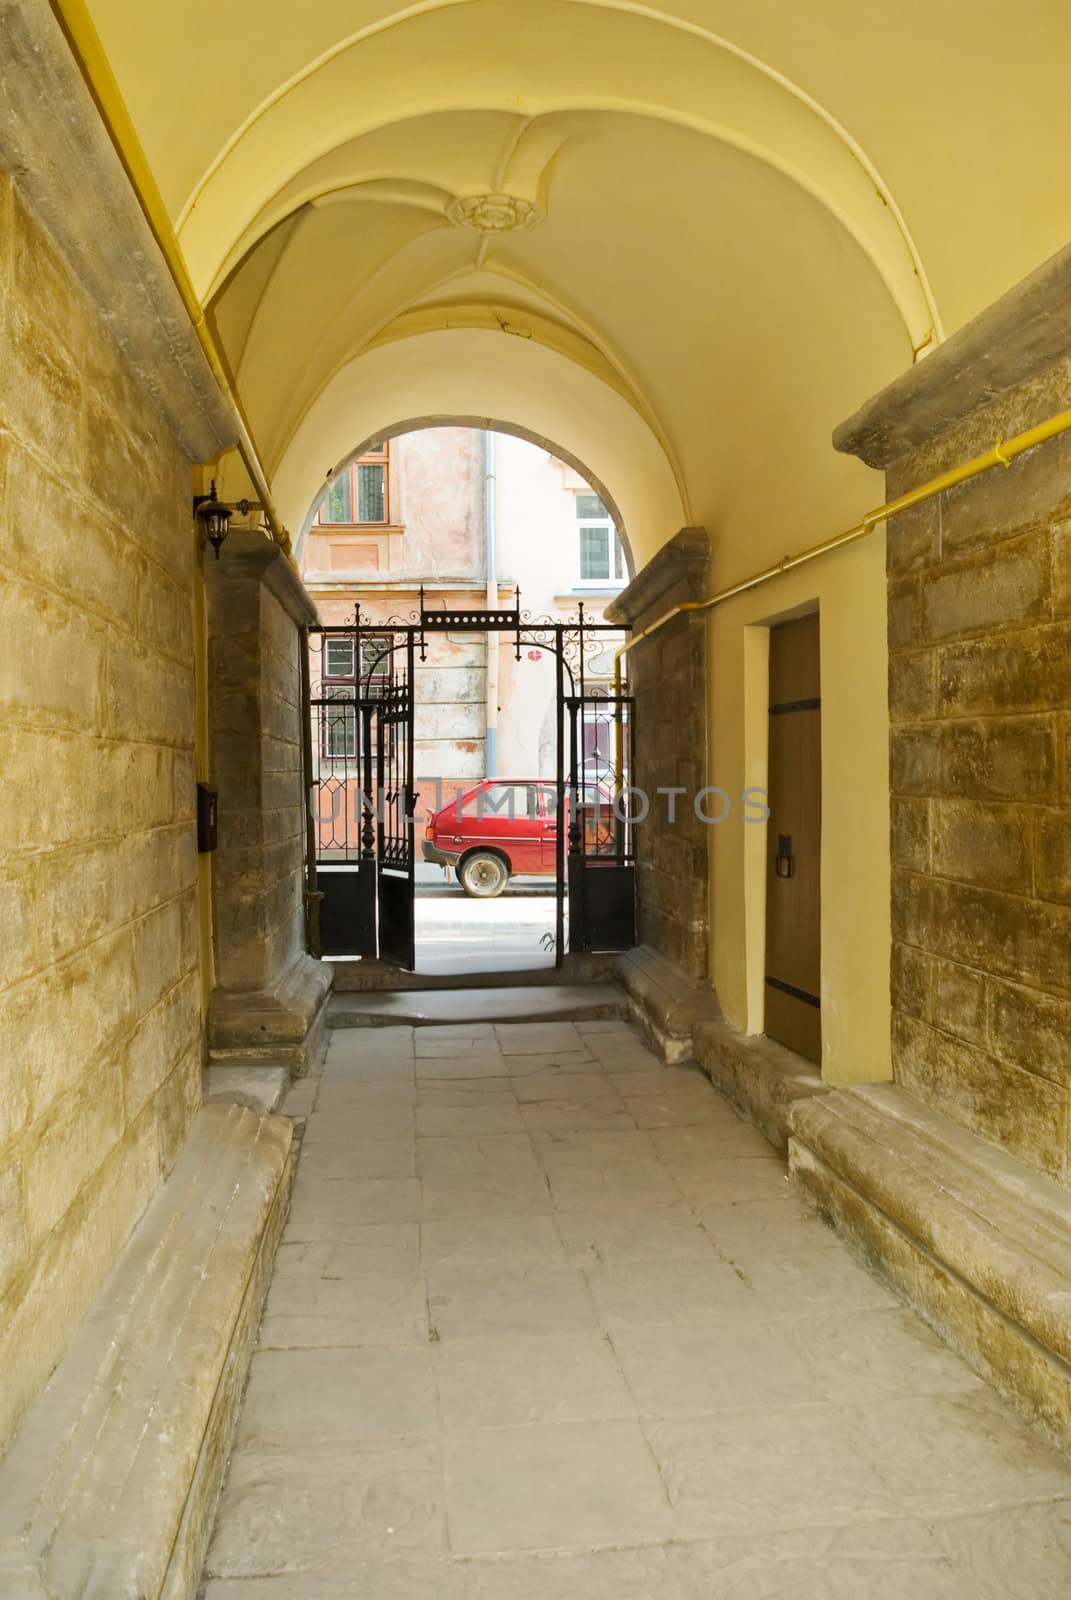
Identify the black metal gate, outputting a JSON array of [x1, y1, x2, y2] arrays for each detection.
[[306, 614, 415, 964], [556, 619, 636, 956], [303, 595, 634, 969]]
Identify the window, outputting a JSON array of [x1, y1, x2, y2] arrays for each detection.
[[322, 634, 391, 684], [576, 492, 625, 584], [316, 442, 390, 525], [323, 689, 356, 758], [324, 637, 355, 679]]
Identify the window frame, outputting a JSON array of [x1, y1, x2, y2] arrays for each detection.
[[316, 441, 391, 527], [575, 493, 626, 587]]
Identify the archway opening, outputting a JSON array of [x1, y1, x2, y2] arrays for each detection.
[[302, 422, 633, 978]]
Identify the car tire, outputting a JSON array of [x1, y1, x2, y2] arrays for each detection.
[[458, 851, 510, 898]]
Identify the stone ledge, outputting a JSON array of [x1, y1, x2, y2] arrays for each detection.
[[204, 1063, 291, 1114], [604, 526, 710, 629], [693, 1018, 827, 1152], [210, 530, 319, 626], [834, 241, 1071, 469], [614, 945, 720, 1064], [0, 1103, 293, 1600], [208, 953, 332, 1077], [788, 1083, 1071, 1449]]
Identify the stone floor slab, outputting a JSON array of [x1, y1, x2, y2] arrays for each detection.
[[420, 1168, 552, 1220], [206, 1546, 685, 1599], [259, 1274, 430, 1349], [203, 1011, 1071, 1599], [789, 1306, 985, 1403], [321, 1225, 421, 1279], [611, 1317, 823, 1415], [444, 1418, 674, 1553], [555, 1202, 719, 1265], [520, 1099, 636, 1134], [421, 1214, 566, 1269], [585, 1256, 757, 1328], [237, 1347, 439, 1449], [697, 1195, 838, 1257], [417, 1103, 525, 1137], [434, 1329, 635, 1428], [546, 1159, 682, 1212], [426, 1264, 597, 1340], [646, 1404, 897, 1535], [305, 1138, 416, 1179], [530, 1128, 658, 1169], [415, 1132, 540, 1177], [926, 1501, 1071, 1598], [204, 1442, 447, 1578], [512, 1069, 621, 1103], [287, 1176, 421, 1235], [666, 1519, 962, 1600], [414, 1053, 511, 1079]]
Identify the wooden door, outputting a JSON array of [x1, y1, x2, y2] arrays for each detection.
[[765, 613, 821, 1062]]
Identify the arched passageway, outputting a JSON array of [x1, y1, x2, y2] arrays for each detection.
[[4, 4, 1071, 1593]]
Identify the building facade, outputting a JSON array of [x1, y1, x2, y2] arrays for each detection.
[[301, 427, 626, 829]]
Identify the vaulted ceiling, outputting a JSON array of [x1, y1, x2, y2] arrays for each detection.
[[84, 0, 1071, 571]]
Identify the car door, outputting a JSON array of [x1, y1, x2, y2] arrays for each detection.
[[463, 781, 543, 873], [537, 783, 559, 872]]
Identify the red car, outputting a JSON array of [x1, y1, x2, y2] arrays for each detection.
[[423, 778, 614, 896]]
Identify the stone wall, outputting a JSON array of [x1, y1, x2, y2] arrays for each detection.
[[836, 255, 1071, 1183], [0, 176, 202, 1450], [607, 529, 710, 979], [206, 533, 329, 1073]]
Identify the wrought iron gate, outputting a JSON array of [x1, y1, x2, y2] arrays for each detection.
[[556, 623, 637, 956], [305, 614, 415, 964], [303, 595, 634, 969]]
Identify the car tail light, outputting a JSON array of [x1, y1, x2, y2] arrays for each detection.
[[425, 822, 435, 840]]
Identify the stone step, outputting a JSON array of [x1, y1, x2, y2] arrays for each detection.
[[789, 1083, 1071, 1450], [330, 953, 615, 991], [0, 1104, 293, 1600], [328, 982, 628, 1029]]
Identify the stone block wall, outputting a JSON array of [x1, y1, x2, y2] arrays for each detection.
[[881, 374, 1071, 1180], [630, 616, 710, 977], [0, 177, 202, 1449], [206, 534, 328, 1070], [608, 529, 710, 980]]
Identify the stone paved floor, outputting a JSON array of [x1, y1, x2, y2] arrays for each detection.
[[201, 1017, 1071, 1598]]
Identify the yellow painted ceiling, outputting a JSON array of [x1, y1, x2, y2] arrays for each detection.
[[83, 0, 1071, 568]]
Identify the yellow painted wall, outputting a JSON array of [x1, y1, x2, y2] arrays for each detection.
[[709, 532, 892, 1085]]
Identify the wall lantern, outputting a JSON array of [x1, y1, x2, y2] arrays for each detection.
[[193, 481, 263, 559]]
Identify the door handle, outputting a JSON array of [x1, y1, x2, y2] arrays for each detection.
[[775, 834, 795, 878]]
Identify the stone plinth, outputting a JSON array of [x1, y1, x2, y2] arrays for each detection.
[[606, 528, 711, 980], [206, 532, 330, 1077]]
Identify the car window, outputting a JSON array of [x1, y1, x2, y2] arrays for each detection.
[[459, 783, 538, 820], [543, 783, 610, 815]]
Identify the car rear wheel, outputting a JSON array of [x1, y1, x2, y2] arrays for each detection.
[[458, 851, 510, 898]]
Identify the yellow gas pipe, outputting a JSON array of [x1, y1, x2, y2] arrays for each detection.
[[614, 404, 1071, 691], [611, 403, 1071, 792], [48, 0, 291, 553]]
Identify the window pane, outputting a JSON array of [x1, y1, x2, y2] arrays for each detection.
[[575, 492, 607, 520], [324, 688, 356, 757], [325, 638, 355, 677], [579, 524, 611, 580], [322, 473, 352, 523], [360, 636, 391, 677], [613, 533, 626, 580], [357, 462, 386, 522]]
